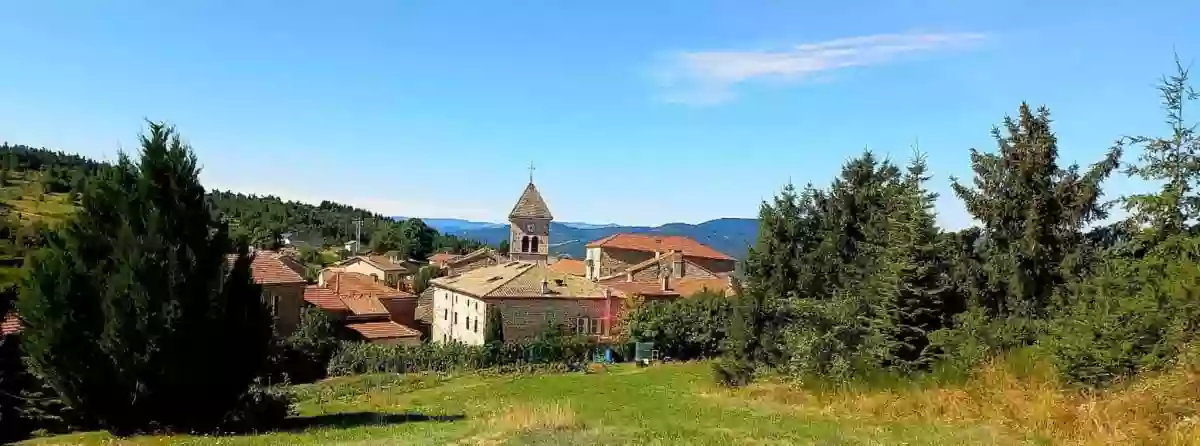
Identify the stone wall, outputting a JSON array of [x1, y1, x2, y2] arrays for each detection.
[[263, 283, 306, 336], [597, 248, 654, 277], [490, 298, 612, 341]]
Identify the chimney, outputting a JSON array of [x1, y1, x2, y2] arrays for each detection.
[[625, 271, 633, 282], [541, 278, 550, 294], [660, 274, 670, 292]]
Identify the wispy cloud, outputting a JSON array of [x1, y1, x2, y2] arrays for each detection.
[[653, 32, 986, 105]]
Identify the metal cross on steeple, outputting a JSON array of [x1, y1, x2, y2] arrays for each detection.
[[528, 161, 536, 183]]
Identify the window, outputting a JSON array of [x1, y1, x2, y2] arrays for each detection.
[[473, 318, 479, 333], [466, 316, 471, 328], [574, 317, 588, 335], [270, 295, 280, 317], [590, 318, 602, 335], [531, 236, 539, 253], [453, 312, 458, 325], [444, 309, 448, 320], [521, 236, 530, 252]]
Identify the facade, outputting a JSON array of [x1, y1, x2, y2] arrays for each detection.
[[238, 250, 309, 336], [507, 182, 553, 265], [584, 233, 736, 281], [430, 262, 615, 345], [330, 253, 418, 287]]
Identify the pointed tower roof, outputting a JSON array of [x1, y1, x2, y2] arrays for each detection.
[[509, 182, 554, 220]]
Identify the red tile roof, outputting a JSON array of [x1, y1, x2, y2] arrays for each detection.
[[1, 311, 20, 335], [226, 251, 307, 285], [586, 234, 733, 260], [548, 258, 586, 276], [303, 286, 349, 312], [325, 272, 415, 298], [340, 294, 391, 317], [429, 252, 459, 265], [605, 277, 732, 298], [345, 321, 421, 340]]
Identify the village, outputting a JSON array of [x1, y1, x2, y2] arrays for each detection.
[[226, 179, 738, 347]]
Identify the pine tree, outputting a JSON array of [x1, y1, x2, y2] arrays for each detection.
[[17, 122, 273, 434], [951, 103, 1121, 319], [1123, 54, 1200, 239], [0, 287, 29, 442]]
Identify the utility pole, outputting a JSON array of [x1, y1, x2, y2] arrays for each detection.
[[352, 218, 363, 254]]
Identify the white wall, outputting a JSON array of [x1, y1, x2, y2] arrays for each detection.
[[585, 247, 602, 280], [430, 286, 488, 345]]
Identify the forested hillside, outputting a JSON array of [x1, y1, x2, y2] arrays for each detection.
[[0, 143, 486, 290], [451, 218, 757, 259]]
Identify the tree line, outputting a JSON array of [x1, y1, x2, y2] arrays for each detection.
[[611, 56, 1200, 390]]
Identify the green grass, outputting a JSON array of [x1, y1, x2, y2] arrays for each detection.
[[22, 362, 1028, 445]]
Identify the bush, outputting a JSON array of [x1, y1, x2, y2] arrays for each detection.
[[712, 357, 754, 388], [219, 386, 295, 433], [1043, 237, 1200, 387], [327, 336, 597, 376], [624, 290, 732, 360]]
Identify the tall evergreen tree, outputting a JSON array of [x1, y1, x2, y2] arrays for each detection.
[[17, 122, 273, 434], [951, 103, 1121, 319], [879, 153, 953, 367], [485, 306, 505, 344], [1123, 54, 1200, 238], [0, 287, 28, 442]]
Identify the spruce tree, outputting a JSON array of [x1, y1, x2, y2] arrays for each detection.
[[879, 153, 952, 368], [1123, 54, 1200, 239], [951, 103, 1120, 319], [17, 122, 273, 434]]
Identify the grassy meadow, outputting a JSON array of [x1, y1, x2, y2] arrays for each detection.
[[21, 358, 1200, 446]]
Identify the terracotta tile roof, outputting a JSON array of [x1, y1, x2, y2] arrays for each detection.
[[345, 321, 421, 340], [340, 294, 391, 317], [447, 247, 502, 266], [326, 272, 415, 299], [226, 251, 307, 285], [429, 252, 460, 265], [605, 277, 732, 298], [2, 311, 21, 335], [586, 233, 733, 260], [432, 262, 607, 299], [508, 182, 553, 220], [548, 258, 586, 276], [303, 286, 349, 312]]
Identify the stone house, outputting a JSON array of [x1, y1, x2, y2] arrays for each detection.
[[304, 270, 421, 345], [584, 233, 736, 281], [235, 250, 308, 336], [326, 252, 419, 288], [443, 247, 508, 275], [430, 261, 615, 344]]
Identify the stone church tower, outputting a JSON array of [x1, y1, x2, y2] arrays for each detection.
[[508, 180, 553, 265]]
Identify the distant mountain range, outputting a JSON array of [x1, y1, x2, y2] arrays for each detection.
[[395, 217, 759, 260]]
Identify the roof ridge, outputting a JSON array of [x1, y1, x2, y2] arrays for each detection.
[[480, 263, 536, 297]]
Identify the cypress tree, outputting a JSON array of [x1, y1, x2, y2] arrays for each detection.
[[485, 306, 505, 344], [17, 122, 273, 434]]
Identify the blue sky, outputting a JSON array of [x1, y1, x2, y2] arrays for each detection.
[[0, 1, 1195, 228]]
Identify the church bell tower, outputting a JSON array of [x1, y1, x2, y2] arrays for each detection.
[[508, 165, 552, 265]]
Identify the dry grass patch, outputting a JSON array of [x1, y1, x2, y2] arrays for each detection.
[[715, 357, 1200, 445], [457, 401, 583, 445]]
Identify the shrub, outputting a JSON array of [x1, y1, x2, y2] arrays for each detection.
[[219, 386, 295, 433], [712, 357, 754, 388], [624, 290, 732, 360], [327, 336, 597, 376]]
